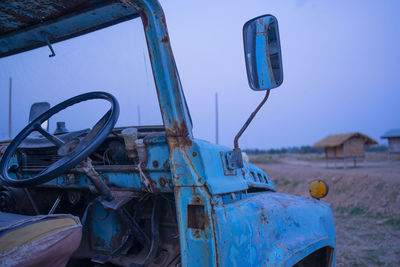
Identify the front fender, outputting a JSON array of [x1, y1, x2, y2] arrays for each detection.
[[212, 192, 335, 266]]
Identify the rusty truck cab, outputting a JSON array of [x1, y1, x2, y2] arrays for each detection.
[[0, 1, 335, 266]]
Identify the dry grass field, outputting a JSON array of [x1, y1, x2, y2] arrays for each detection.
[[251, 152, 400, 266]]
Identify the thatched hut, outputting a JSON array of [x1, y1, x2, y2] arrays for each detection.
[[381, 129, 400, 160], [313, 132, 377, 167]]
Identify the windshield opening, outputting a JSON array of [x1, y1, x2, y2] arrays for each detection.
[[0, 18, 161, 140]]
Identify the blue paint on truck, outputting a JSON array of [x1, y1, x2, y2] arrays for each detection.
[[0, 0, 335, 266]]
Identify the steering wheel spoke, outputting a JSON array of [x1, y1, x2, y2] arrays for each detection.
[[39, 156, 69, 176], [34, 124, 65, 147]]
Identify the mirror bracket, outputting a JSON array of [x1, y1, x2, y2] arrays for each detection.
[[224, 149, 244, 170], [42, 33, 56, 58], [233, 90, 270, 150]]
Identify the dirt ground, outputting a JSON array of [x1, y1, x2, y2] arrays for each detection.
[[251, 153, 400, 267]]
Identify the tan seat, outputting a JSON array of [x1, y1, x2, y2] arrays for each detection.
[[0, 212, 82, 267]]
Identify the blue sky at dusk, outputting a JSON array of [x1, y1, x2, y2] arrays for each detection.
[[0, 0, 399, 149]]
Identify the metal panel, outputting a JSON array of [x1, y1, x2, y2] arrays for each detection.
[[88, 202, 124, 252], [213, 192, 336, 266], [388, 137, 400, 153], [381, 129, 400, 138], [193, 140, 248, 194], [174, 186, 219, 267], [0, 0, 139, 57]]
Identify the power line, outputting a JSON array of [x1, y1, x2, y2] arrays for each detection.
[[215, 92, 219, 144]]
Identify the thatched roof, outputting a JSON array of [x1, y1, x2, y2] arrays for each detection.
[[381, 129, 400, 139], [313, 132, 378, 148]]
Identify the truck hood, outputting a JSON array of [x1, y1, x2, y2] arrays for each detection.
[[213, 191, 335, 266]]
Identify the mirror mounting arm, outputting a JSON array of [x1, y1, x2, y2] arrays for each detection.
[[42, 33, 56, 58], [234, 90, 270, 149]]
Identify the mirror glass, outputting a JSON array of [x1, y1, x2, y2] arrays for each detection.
[[243, 15, 283, 90]]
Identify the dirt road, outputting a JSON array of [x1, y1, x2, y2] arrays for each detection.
[[251, 153, 400, 266]]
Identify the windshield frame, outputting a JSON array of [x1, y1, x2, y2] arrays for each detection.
[[123, 0, 193, 138]]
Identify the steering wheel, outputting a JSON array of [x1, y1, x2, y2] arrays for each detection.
[[0, 91, 119, 187]]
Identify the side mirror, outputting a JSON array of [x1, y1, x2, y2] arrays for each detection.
[[29, 102, 50, 130], [243, 15, 283, 90]]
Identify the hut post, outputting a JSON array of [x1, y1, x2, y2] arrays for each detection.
[[364, 143, 367, 164], [325, 149, 328, 168], [343, 142, 347, 169]]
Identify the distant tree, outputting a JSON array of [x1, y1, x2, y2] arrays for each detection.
[[244, 145, 324, 154], [365, 145, 387, 152]]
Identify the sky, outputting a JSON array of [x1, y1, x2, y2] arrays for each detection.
[[0, 0, 399, 149]]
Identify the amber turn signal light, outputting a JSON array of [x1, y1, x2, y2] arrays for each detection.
[[309, 180, 329, 199]]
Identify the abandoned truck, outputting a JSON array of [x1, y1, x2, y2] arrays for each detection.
[[0, 0, 335, 266]]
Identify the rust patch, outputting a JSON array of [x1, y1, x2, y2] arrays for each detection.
[[192, 151, 198, 157], [192, 229, 201, 239], [0, 0, 85, 35], [209, 198, 221, 267], [177, 136, 192, 147], [187, 204, 205, 230], [152, 160, 159, 168], [161, 14, 166, 25], [260, 213, 268, 224], [193, 197, 201, 204], [136, 8, 149, 30], [161, 35, 169, 43], [204, 211, 210, 228], [140, 162, 147, 170], [159, 176, 167, 187], [165, 121, 194, 171], [165, 120, 190, 139]]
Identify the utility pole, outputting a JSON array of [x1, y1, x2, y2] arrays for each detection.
[[215, 92, 219, 144], [8, 77, 12, 139], [137, 105, 141, 126]]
